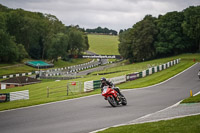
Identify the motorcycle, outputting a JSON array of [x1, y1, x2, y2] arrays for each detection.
[[102, 86, 127, 107], [198, 71, 200, 79]]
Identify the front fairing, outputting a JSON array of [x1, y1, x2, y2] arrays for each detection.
[[102, 86, 118, 97]]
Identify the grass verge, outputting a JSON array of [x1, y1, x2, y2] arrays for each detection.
[[0, 53, 199, 111], [118, 60, 194, 89], [181, 94, 200, 103], [98, 114, 200, 133]]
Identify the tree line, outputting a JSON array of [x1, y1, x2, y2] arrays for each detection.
[[119, 6, 200, 62], [86, 27, 118, 35], [0, 4, 89, 63]]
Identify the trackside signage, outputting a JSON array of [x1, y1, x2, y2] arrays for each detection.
[[0, 93, 10, 102], [82, 55, 116, 59], [83, 58, 180, 92], [69, 55, 122, 59], [126, 73, 139, 81], [0, 90, 29, 102]]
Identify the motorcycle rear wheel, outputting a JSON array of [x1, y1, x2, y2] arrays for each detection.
[[107, 96, 118, 107]]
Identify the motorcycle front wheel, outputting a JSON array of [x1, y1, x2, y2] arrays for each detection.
[[107, 96, 118, 107]]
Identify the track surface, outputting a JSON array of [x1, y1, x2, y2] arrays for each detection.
[[0, 63, 200, 133]]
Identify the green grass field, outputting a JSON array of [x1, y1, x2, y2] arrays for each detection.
[[0, 58, 91, 76], [98, 114, 200, 133], [0, 53, 199, 111], [181, 94, 200, 103], [88, 34, 119, 55], [0, 34, 119, 76], [1, 34, 199, 132]]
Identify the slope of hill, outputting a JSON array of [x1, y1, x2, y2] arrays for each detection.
[[88, 34, 119, 55]]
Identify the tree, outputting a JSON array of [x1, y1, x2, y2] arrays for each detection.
[[0, 13, 6, 31], [0, 4, 90, 62], [0, 30, 18, 62], [154, 11, 192, 57], [119, 29, 124, 34], [16, 44, 29, 62], [67, 27, 88, 55], [131, 15, 158, 62], [119, 15, 158, 62], [118, 28, 133, 61], [47, 33, 69, 61], [86, 27, 118, 35], [182, 6, 200, 52]]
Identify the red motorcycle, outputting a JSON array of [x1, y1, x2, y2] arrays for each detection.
[[102, 86, 127, 107]]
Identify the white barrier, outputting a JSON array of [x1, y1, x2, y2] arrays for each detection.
[[159, 65, 162, 71], [171, 61, 174, 66], [174, 60, 176, 65], [163, 64, 166, 69], [149, 68, 152, 75], [10, 90, 29, 101], [109, 75, 126, 85], [142, 70, 146, 77], [154, 66, 157, 73], [83, 59, 181, 92], [84, 81, 94, 92]]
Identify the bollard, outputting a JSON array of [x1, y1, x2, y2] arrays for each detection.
[[190, 90, 193, 97]]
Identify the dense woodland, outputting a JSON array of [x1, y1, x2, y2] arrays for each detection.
[[0, 4, 89, 63], [86, 27, 118, 35], [1, 4, 200, 64], [119, 6, 200, 62]]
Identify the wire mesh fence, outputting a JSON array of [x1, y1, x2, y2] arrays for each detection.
[[47, 81, 83, 98]]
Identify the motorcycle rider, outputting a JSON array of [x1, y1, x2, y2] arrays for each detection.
[[100, 77, 122, 96]]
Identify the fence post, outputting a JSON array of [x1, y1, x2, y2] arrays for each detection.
[[47, 87, 49, 98], [67, 84, 69, 96]]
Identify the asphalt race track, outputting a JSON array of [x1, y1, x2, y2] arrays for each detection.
[[0, 63, 200, 133]]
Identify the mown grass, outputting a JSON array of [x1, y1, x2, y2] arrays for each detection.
[[53, 58, 91, 68], [98, 114, 200, 133], [91, 53, 198, 80], [118, 60, 194, 89], [181, 94, 200, 103], [0, 53, 199, 111], [0, 58, 91, 76], [88, 34, 119, 55]]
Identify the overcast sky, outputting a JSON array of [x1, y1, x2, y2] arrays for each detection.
[[0, 0, 200, 31]]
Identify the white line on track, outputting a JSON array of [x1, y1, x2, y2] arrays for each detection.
[[90, 89, 200, 133], [0, 63, 198, 114], [90, 63, 200, 133]]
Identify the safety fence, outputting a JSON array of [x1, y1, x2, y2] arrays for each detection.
[[84, 59, 180, 92], [47, 81, 83, 98], [0, 90, 29, 102]]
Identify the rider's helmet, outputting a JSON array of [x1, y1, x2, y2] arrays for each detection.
[[101, 77, 106, 83]]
